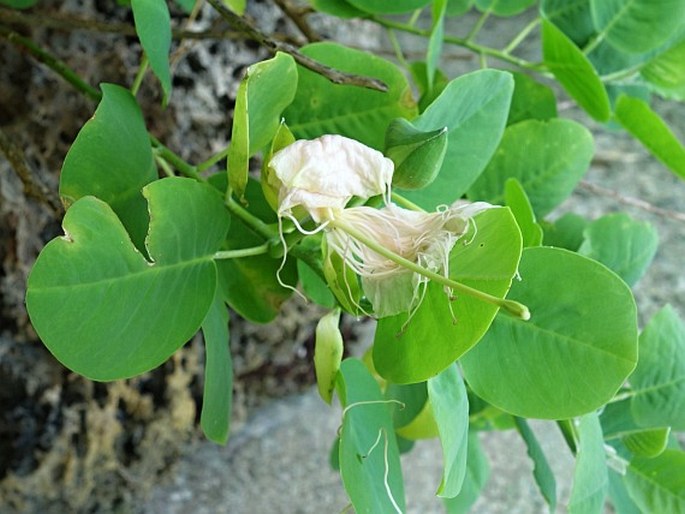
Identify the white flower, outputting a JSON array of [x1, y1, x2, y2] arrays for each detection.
[[269, 134, 495, 318], [327, 201, 492, 317], [268, 134, 394, 223]]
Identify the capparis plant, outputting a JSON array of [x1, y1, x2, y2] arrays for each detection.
[[4, 0, 685, 511]]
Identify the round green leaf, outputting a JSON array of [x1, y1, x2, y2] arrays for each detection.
[[475, 0, 535, 16], [346, 0, 431, 14], [309, 0, 367, 18], [641, 39, 685, 100], [283, 42, 417, 150], [373, 207, 522, 384], [541, 0, 596, 46], [590, 0, 685, 54], [568, 413, 608, 514], [26, 177, 230, 381], [400, 69, 514, 208], [507, 72, 558, 126], [461, 246, 638, 419], [468, 118, 594, 217], [578, 213, 659, 287], [59, 83, 157, 251]]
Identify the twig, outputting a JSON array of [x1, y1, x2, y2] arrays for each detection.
[[0, 23, 102, 101], [0, 7, 242, 41], [206, 0, 388, 92], [0, 128, 63, 215], [579, 180, 685, 222], [272, 0, 322, 43]]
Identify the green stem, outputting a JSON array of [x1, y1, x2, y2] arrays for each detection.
[[503, 17, 540, 55], [213, 243, 269, 259], [131, 54, 149, 97], [466, 9, 491, 42], [582, 33, 604, 56], [150, 136, 202, 180], [386, 28, 409, 70], [0, 24, 101, 101], [390, 192, 424, 212], [371, 16, 544, 71], [154, 154, 175, 177], [197, 146, 230, 172], [330, 218, 531, 320], [225, 197, 278, 239], [601, 63, 645, 83]]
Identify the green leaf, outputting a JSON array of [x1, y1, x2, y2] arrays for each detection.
[[345, 0, 431, 14], [131, 0, 172, 105], [504, 178, 543, 247], [542, 19, 611, 122], [26, 177, 230, 381], [507, 72, 558, 126], [614, 94, 685, 179], [515, 418, 557, 511], [385, 382, 428, 429], [468, 118, 594, 217], [641, 39, 685, 100], [336, 359, 405, 513], [309, 0, 367, 18], [284, 42, 417, 150], [625, 449, 685, 514], [461, 247, 638, 419], [601, 399, 670, 458], [624, 427, 671, 458], [578, 213, 659, 286], [541, 0, 595, 46], [200, 290, 232, 445], [400, 69, 514, 208], [223, 0, 245, 15], [630, 305, 685, 430], [542, 212, 589, 251], [428, 365, 469, 498], [426, 0, 447, 91], [443, 432, 490, 513], [568, 412, 608, 514], [59, 83, 157, 252], [590, 0, 685, 54], [216, 179, 296, 324], [475, 0, 535, 16], [373, 207, 522, 384], [384, 118, 448, 190], [609, 468, 643, 514], [174, 0, 196, 13], [0, 0, 38, 8], [228, 52, 298, 200], [314, 309, 344, 404], [297, 259, 336, 308]]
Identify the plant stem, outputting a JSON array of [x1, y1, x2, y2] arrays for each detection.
[[0, 23, 102, 101], [197, 147, 230, 172], [213, 243, 270, 259], [131, 54, 149, 97], [154, 154, 176, 177], [390, 192, 424, 212], [466, 9, 490, 42], [150, 137, 202, 180], [205, 0, 389, 92], [370, 16, 544, 71], [502, 17, 540, 55], [225, 197, 278, 239], [330, 218, 531, 320]]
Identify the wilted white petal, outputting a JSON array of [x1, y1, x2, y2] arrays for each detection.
[[327, 201, 491, 317], [269, 134, 394, 222]]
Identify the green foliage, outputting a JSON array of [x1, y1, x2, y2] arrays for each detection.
[[19, 0, 685, 510], [26, 178, 229, 380], [59, 84, 157, 251], [373, 207, 522, 383], [400, 69, 514, 208], [131, 0, 172, 104], [461, 247, 638, 419], [284, 42, 417, 149]]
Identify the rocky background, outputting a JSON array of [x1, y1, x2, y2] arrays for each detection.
[[1, 1, 684, 513]]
